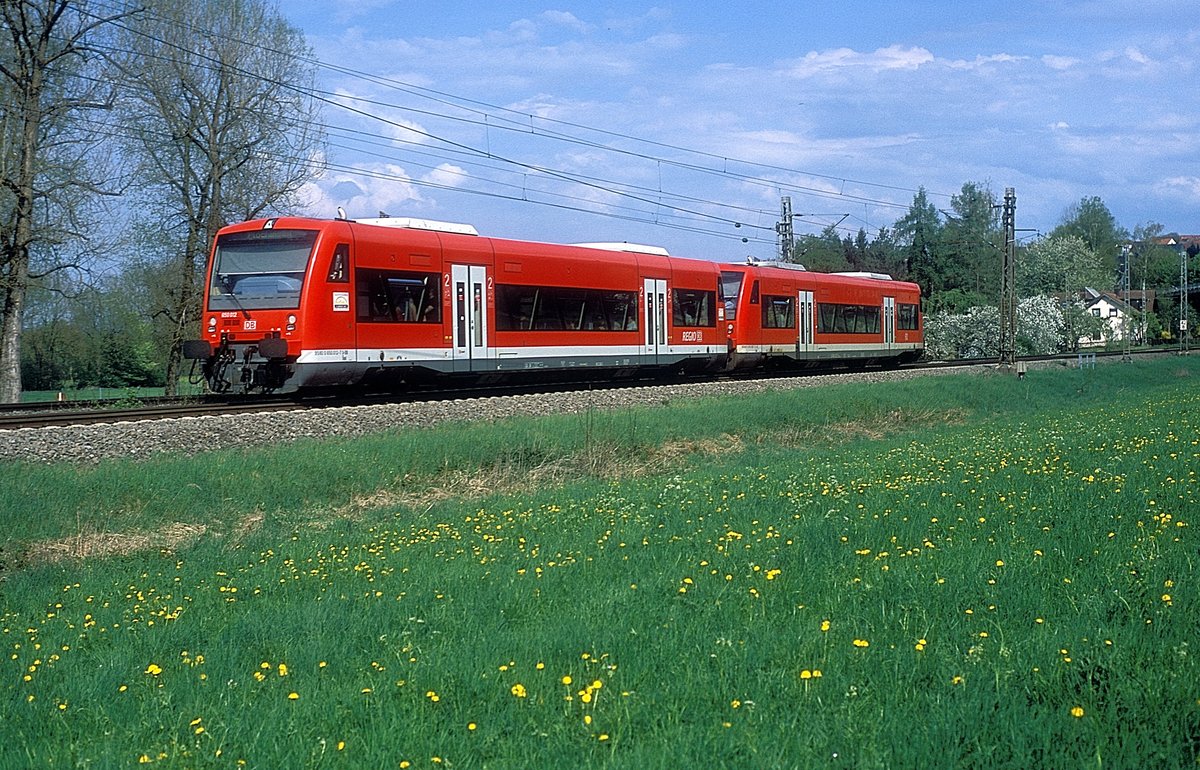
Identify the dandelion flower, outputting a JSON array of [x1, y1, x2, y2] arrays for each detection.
[[510, 683, 527, 698], [561, 675, 573, 686], [287, 692, 299, 700], [144, 663, 162, 676], [1070, 706, 1084, 718]]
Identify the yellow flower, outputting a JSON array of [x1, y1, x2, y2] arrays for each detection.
[[278, 663, 288, 677], [144, 663, 162, 676], [287, 692, 299, 700], [468, 723, 477, 731], [820, 620, 831, 633], [852, 639, 869, 648], [800, 670, 812, 679], [1070, 706, 1085, 718], [336, 742, 345, 751], [561, 675, 572, 685], [510, 683, 527, 698]]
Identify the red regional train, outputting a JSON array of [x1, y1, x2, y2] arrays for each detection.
[[182, 215, 924, 394]]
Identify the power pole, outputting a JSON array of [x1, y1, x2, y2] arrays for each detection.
[[777, 196, 794, 263], [999, 187, 1017, 370], [1119, 245, 1131, 361], [1182, 246, 1190, 355]]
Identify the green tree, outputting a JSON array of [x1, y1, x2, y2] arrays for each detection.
[[893, 187, 943, 295], [863, 226, 905, 279], [1050, 196, 1127, 284], [115, 0, 324, 394], [940, 182, 1001, 297], [1018, 235, 1110, 351], [795, 225, 848, 272], [0, 0, 128, 402], [1017, 235, 1108, 297]]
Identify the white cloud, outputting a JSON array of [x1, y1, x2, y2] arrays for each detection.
[[1124, 46, 1151, 65], [1157, 176, 1200, 198], [299, 164, 425, 219], [425, 163, 469, 189], [1042, 54, 1080, 70], [539, 11, 591, 33], [784, 45, 935, 78]]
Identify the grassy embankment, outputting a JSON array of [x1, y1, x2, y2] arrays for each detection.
[[1, 358, 1196, 768]]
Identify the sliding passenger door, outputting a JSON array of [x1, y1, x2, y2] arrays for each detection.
[[451, 264, 491, 371], [797, 289, 814, 355], [882, 296, 896, 351], [642, 278, 668, 362]]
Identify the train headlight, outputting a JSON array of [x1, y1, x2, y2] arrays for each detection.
[[208, 316, 217, 332], [286, 314, 297, 332]]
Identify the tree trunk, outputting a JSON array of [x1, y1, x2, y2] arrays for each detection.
[[0, 274, 27, 403]]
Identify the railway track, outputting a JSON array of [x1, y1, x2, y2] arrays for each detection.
[[0, 349, 1167, 431]]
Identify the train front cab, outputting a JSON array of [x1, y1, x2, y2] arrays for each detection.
[[184, 218, 363, 394]]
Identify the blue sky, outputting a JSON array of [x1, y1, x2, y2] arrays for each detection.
[[284, 1, 1198, 261]]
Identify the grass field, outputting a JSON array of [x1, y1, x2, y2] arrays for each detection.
[[20, 382, 205, 404], [1, 359, 1197, 768]]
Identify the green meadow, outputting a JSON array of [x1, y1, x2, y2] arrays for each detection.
[[1, 359, 1197, 768]]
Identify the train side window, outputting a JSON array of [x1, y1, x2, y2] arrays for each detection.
[[496, 284, 638, 332], [761, 295, 795, 328], [817, 302, 881, 335], [749, 280, 760, 305], [355, 268, 441, 323], [327, 244, 350, 283], [672, 289, 716, 327], [898, 303, 920, 330], [818, 303, 836, 333], [719, 271, 744, 320]]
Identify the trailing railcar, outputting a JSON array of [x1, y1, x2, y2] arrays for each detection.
[[721, 259, 923, 371], [182, 215, 922, 394]]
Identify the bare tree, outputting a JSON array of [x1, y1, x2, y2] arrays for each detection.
[[0, 1, 127, 403], [115, 0, 323, 395]]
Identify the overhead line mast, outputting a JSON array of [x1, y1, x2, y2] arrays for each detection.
[[999, 187, 1017, 372], [778, 196, 795, 263]]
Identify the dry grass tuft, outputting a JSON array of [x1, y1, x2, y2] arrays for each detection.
[[25, 521, 208, 565]]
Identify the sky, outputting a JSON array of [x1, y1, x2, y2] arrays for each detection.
[[282, 0, 1199, 262]]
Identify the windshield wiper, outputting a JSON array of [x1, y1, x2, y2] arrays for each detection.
[[217, 274, 252, 319]]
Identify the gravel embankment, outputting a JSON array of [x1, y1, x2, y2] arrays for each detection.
[[0, 366, 987, 465]]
